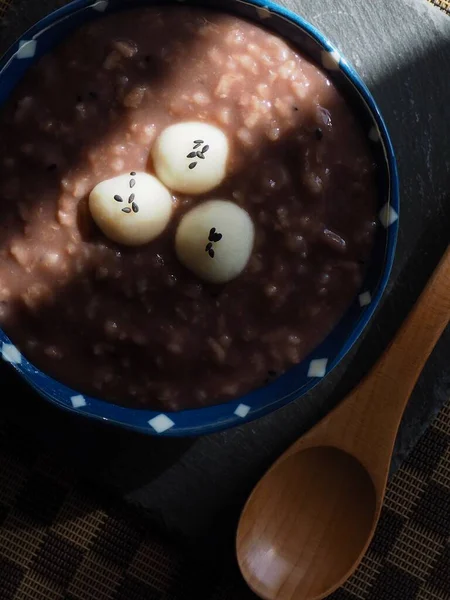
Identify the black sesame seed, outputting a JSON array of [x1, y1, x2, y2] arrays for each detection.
[[205, 242, 213, 252], [293, 106, 299, 111], [130, 179, 136, 188], [47, 163, 57, 171], [315, 128, 323, 140], [202, 145, 209, 153], [208, 228, 216, 241], [189, 162, 197, 169], [122, 207, 132, 213], [208, 248, 215, 258], [130, 171, 136, 176], [194, 139, 204, 144], [187, 152, 197, 158], [214, 233, 223, 242], [197, 151, 205, 159], [114, 195, 124, 202], [132, 202, 139, 213], [193, 143, 202, 150], [128, 193, 135, 203]]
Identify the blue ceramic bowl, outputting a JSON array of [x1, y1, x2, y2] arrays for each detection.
[[0, 0, 399, 436]]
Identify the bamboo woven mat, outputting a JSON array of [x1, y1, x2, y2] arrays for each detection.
[[431, 0, 450, 13], [0, 1, 449, 599], [0, 400, 449, 600], [0, 0, 10, 18]]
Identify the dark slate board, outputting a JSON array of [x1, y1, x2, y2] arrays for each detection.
[[0, 0, 449, 553]]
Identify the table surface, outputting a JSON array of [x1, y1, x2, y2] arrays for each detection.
[[0, 0, 449, 549]]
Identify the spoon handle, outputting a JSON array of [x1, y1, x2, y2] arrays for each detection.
[[290, 245, 450, 487], [370, 244, 450, 410]]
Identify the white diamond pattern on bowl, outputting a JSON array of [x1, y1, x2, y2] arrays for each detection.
[[307, 358, 328, 378], [70, 395, 87, 408], [359, 291, 372, 307], [369, 125, 380, 142], [234, 403, 251, 418], [17, 40, 37, 59], [321, 49, 341, 70], [1, 343, 22, 364], [92, 0, 109, 12], [148, 414, 175, 433], [379, 203, 398, 228], [256, 6, 271, 20]]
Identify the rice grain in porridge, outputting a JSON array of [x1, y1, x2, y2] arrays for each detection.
[[0, 7, 377, 410]]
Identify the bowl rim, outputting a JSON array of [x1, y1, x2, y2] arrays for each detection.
[[0, 0, 399, 437]]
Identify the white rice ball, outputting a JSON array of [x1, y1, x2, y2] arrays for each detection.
[[151, 122, 229, 194], [89, 172, 173, 246], [175, 200, 255, 284]]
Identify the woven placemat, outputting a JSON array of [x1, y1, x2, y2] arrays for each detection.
[[0, 399, 448, 600], [0, 1, 449, 599], [0, 0, 10, 18], [431, 0, 450, 14]]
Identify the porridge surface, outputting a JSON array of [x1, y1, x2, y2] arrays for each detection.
[[0, 7, 377, 410]]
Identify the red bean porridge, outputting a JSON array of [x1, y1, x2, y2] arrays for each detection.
[[0, 7, 377, 410]]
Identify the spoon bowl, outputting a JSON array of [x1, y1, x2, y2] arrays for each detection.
[[237, 246, 450, 600], [238, 447, 377, 600]]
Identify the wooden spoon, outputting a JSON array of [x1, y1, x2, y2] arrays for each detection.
[[237, 245, 450, 600]]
